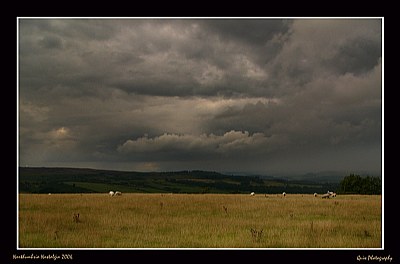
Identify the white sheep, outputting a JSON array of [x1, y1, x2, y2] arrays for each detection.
[[282, 192, 286, 197], [322, 193, 331, 199], [115, 191, 122, 196], [327, 191, 337, 197], [109, 191, 115, 196], [314, 193, 317, 197], [250, 192, 255, 196]]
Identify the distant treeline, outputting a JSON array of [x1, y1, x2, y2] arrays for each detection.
[[338, 174, 381, 195]]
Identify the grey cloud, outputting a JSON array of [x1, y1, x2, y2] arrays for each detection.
[[207, 58, 381, 152], [202, 19, 292, 47], [39, 35, 63, 49], [18, 19, 287, 99], [198, 19, 292, 81], [26, 19, 118, 40], [263, 19, 382, 96], [207, 101, 274, 135], [325, 37, 381, 75], [117, 130, 270, 162]]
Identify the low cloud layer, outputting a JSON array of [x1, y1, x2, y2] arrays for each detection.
[[18, 18, 382, 175], [118, 130, 269, 159]]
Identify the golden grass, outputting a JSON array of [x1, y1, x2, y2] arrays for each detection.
[[18, 193, 381, 248]]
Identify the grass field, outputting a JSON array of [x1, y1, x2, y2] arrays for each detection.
[[18, 193, 381, 248]]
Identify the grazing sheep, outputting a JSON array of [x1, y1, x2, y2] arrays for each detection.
[[321, 193, 331, 199], [115, 191, 122, 196], [250, 192, 255, 196], [326, 191, 337, 198], [314, 193, 317, 197], [282, 192, 286, 197], [109, 191, 115, 196]]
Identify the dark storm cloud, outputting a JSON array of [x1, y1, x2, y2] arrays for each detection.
[[325, 36, 382, 75], [19, 19, 288, 99], [202, 19, 292, 46], [21, 19, 119, 40], [39, 35, 63, 49], [18, 18, 382, 175]]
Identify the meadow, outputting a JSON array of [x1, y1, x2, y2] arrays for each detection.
[[18, 193, 381, 248]]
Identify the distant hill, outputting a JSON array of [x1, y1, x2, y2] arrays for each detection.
[[283, 172, 345, 183], [18, 167, 339, 194]]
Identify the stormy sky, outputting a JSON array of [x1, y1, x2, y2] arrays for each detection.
[[18, 18, 382, 175]]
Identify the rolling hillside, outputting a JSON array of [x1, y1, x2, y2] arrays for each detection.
[[18, 167, 339, 194]]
